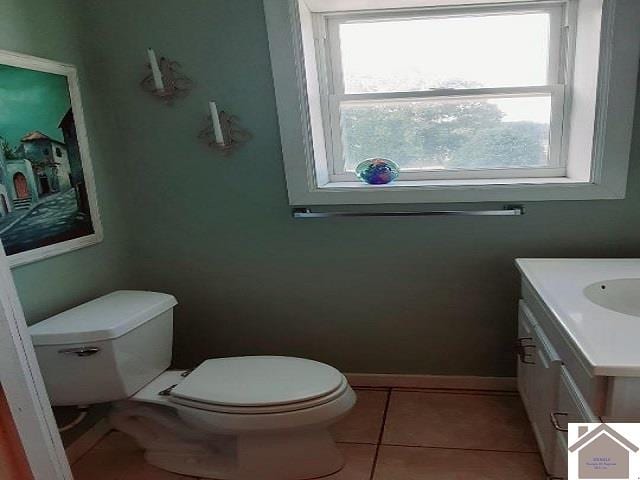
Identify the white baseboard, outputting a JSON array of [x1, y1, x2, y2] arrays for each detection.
[[346, 373, 517, 392], [64, 418, 111, 465]]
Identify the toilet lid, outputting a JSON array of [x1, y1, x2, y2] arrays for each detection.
[[169, 356, 344, 408]]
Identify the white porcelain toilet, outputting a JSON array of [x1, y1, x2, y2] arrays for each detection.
[[28, 291, 356, 480]]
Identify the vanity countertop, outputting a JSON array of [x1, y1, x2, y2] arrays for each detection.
[[516, 258, 640, 377]]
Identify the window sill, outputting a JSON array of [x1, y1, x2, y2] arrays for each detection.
[[319, 176, 584, 189], [286, 177, 626, 205]]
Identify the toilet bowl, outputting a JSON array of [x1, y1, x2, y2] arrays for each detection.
[[28, 291, 356, 480]]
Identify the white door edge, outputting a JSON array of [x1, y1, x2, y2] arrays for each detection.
[[0, 241, 73, 479]]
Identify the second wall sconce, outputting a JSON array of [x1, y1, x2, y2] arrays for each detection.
[[198, 101, 251, 155]]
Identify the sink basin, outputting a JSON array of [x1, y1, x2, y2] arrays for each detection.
[[584, 278, 640, 317]]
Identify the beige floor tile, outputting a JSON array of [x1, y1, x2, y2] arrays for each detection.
[[373, 445, 546, 480], [324, 443, 377, 480], [331, 389, 389, 443], [72, 432, 374, 480], [89, 431, 139, 452], [382, 391, 538, 452], [72, 433, 193, 479]]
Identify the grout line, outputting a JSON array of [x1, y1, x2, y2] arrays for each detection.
[[369, 388, 392, 480], [389, 387, 518, 396], [380, 443, 540, 455], [68, 428, 115, 465], [336, 441, 378, 446], [352, 386, 390, 392]]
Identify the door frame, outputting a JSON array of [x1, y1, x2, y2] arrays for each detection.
[[0, 241, 73, 479]]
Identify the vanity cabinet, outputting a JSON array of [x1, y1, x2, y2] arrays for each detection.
[[516, 259, 640, 479], [517, 281, 614, 479]]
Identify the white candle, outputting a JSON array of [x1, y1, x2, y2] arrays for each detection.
[[209, 101, 225, 145], [147, 48, 165, 91]]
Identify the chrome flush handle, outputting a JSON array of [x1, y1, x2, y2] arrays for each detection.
[[58, 346, 101, 357]]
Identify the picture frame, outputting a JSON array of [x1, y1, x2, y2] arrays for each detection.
[[0, 49, 103, 268]]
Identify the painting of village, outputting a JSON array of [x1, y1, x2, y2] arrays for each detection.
[[0, 60, 98, 263]]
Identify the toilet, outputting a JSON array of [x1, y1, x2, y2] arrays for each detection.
[[28, 291, 356, 480]]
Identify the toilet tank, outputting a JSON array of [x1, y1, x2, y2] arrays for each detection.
[[28, 291, 177, 406]]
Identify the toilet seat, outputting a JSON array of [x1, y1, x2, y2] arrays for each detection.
[[170, 378, 349, 414], [168, 356, 347, 414]]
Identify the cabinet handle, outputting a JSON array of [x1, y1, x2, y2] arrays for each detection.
[[516, 337, 533, 347], [550, 412, 569, 432], [520, 345, 536, 364], [517, 343, 536, 365]]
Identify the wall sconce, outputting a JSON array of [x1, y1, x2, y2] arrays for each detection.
[[141, 48, 194, 104], [198, 101, 251, 155]]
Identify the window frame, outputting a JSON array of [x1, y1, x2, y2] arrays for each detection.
[[315, 3, 569, 183], [263, 0, 640, 205]]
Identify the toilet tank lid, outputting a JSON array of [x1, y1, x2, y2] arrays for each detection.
[[28, 291, 177, 346]]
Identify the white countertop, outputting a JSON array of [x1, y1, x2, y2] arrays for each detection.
[[516, 259, 640, 377]]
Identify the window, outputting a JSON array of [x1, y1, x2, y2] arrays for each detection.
[[264, 0, 640, 205], [55, 147, 62, 157], [323, 5, 565, 182]]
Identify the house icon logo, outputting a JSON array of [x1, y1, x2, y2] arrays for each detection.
[[569, 424, 640, 479]]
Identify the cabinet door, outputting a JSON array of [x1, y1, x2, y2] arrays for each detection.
[[517, 301, 537, 410], [517, 301, 562, 475], [549, 367, 599, 479]]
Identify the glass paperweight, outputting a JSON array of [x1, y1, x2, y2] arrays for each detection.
[[355, 158, 399, 185]]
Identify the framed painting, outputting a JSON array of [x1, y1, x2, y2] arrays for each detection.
[[0, 50, 102, 267]]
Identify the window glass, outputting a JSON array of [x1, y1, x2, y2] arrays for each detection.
[[339, 12, 551, 94], [339, 95, 552, 171]]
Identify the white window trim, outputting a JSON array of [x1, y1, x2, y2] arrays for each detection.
[[321, 4, 567, 182], [264, 0, 640, 205], [326, 87, 566, 182]]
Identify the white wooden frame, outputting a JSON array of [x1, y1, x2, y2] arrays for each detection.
[[0, 242, 73, 479], [327, 89, 566, 182], [0, 49, 103, 268], [318, 2, 568, 183], [264, 0, 640, 205]]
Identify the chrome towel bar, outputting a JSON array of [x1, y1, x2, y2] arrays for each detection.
[[292, 205, 524, 218]]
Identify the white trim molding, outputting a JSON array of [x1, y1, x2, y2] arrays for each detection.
[[0, 244, 72, 479], [305, 0, 563, 12], [346, 373, 517, 391], [264, 0, 640, 205]]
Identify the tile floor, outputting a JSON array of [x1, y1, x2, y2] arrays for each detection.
[[71, 388, 546, 479]]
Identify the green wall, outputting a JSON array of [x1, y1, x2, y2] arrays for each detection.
[[4, 0, 639, 377], [0, 0, 132, 322], [75, 0, 640, 377]]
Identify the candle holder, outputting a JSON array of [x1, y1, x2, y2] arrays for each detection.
[[199, 111, 251, 155], [141, 56, 193, 104]]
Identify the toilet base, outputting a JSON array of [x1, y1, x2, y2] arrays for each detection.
[[110, 401, 345, 480], [145, 430, 344, 480]]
